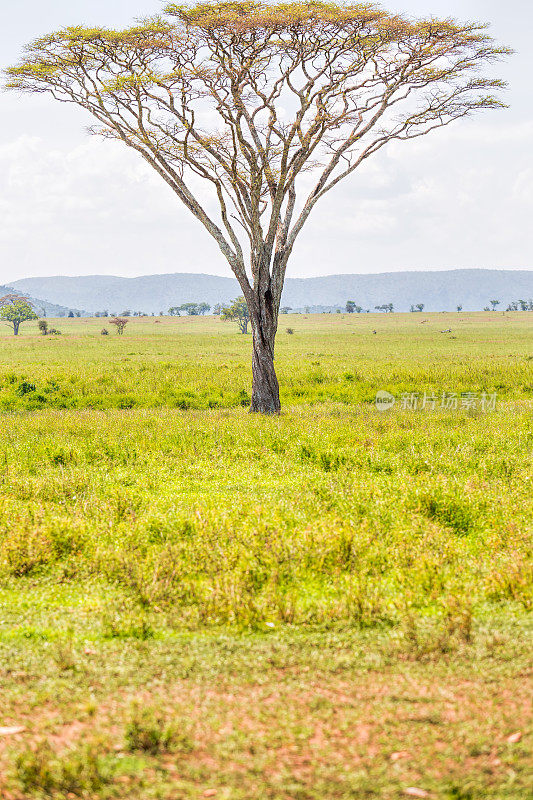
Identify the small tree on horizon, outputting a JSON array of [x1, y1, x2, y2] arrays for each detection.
[[0, 295, 38, 336], [490, 299, 500, 310], [6, 2, 510, 411], [109, 317, 129, 335], [178, 302, 211, 316], [346, 301, 363, 313], [221, 296, 250, 334]]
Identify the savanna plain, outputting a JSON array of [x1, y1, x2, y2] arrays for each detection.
[[0, 311, 531, 799]]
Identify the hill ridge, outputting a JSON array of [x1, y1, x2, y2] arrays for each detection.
[[7, 268, 533, 314]]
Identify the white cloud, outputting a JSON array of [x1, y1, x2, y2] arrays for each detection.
[[0, 0, 530, 281], [0, 120, 531, 283]]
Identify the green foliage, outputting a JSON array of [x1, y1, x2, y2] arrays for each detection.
[[220, 296, 249, 333], [0, 297, 38, 335]]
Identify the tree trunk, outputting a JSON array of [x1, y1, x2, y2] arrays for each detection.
[[250, 329, 280, 413], [13, 322, 19, 336]]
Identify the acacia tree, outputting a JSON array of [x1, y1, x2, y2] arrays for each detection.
[[221, 296, 250, 333], [109, 316, 129, 334], [6, 2, 510, 411], [0, 295, 38, 336]]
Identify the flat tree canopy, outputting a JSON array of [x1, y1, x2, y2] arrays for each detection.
[[5, 2, 510, 411]]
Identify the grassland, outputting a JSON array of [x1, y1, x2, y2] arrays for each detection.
[[0, 312, 531, 799]]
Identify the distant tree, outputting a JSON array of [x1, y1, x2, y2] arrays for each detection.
[[280, 306, 292, 315], [375, 303, 393, 313], [38, 319, 48, 336], [68, 310, 75, 318], [76, 311, 81, 318], [518, 299, 528, 311], [221, 296, 250, 334], [168, 307, 181, 316], [212, 303, 225, 316], [177, 302, 210, 316], [121, 310, 132, 316], [0, 295, 38, 336], [180, 303, 199, 316], [109, 317, 129, 335], [490, 299, 500, 311], [416, 303, 424, 312], [456, 305, 463, 312]]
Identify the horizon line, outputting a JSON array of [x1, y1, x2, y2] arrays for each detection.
[[6, 266, 533, 284]]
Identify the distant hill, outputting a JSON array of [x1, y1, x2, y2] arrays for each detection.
[[0, 285, 85, 318], [7, 269, 533, 314]]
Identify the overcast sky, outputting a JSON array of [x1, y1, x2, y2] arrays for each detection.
[[0, 0, 531, 282]]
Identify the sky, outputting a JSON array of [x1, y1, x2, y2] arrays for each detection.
[[0, 0, 531, 282]]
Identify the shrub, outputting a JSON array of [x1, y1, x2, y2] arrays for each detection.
[[15, 380, 36, 396], [125, 703, 194, 755], [13, 739, 110, 795]]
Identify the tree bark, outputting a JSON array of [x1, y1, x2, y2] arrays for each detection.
[[250, 329, 280, 413], [248, 282, 280, 414]]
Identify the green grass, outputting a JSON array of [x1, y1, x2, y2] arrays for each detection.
[[0, 312, 531, 798], [1, 311, 532, 410]]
